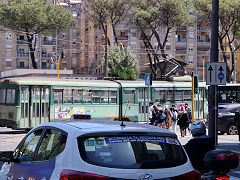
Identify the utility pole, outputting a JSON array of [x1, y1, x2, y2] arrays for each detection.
[[208, 0, 219, 148]]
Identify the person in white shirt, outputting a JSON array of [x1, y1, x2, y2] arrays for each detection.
[[148, 102, 154, 125]]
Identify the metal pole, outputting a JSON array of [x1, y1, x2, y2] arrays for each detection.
[[208, 0, 219, 148], [191, 73, 195, 122], [148, 85, 150, 124]]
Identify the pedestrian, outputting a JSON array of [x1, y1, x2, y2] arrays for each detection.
[[152, 105, 159, 126], [234, 111, 240, 143], [148, 102, 154, 125], [165, 105, 172, 129], [155, 108, 167, 129], [185, 103, 192, 135], [157, 104, 162, 111], [170, 107, 178, 133], [177, 106, 189, 137]]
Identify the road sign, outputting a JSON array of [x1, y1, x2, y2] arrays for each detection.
[[206, 62, 226, 85], [145, 73, 151, 86]]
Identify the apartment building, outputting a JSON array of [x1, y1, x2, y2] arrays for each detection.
[[0, 0, 238, 82]]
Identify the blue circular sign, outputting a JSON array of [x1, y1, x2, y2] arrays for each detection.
[[218, 72, 224, 81]]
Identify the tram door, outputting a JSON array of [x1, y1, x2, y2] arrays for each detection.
[[138, 88, 149, 122], [32, 87, 50, 127], [20, 87, 30, 128]]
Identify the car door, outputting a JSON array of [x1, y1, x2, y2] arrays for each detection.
[[7, 128, 67, 180]]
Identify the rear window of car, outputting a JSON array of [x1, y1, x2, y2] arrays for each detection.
[[78, 135, 187, 169]]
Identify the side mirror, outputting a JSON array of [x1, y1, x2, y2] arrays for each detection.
[[203, 149, 239, 172], [0, 151, 14, 162]]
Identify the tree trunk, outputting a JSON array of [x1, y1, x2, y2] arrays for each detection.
[[26, 34, 37, 69], [219, 37, 231, 82]]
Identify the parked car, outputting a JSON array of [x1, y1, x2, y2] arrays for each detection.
[[0, 120, 200, 180], [207, 104, 240, 135]]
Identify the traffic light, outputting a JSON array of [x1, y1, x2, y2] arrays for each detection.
[[194, 75, 198, 93]]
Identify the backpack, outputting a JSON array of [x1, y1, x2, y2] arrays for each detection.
[[156, 112, 166, 123], [172, 112, 177, 122]]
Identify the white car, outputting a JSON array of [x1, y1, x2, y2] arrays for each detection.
[[0, 120, 200, 180]]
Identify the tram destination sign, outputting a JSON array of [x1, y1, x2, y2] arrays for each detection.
[[206, 62, 226, 85]]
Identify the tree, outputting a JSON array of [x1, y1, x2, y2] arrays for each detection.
[[89, 0, 129, 46], [0, 0, 77, 69], [194, 0, 240, 82], [130, 0, 192, 79], [107, 46, 138, 80]]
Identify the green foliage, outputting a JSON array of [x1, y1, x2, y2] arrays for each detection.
[[0, 0, 77, 35], [108, 46, 138, 80]]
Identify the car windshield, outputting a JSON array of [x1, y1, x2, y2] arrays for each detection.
[[78, 135, 187, 169]]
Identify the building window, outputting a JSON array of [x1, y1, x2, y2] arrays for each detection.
[[189, 32, 194, 39], [131, 31, 136, 37], [189, 56, 194, 64], [6, 59, 12, 67], [6, 31, 12, 40], [63, 33, 67, 39]]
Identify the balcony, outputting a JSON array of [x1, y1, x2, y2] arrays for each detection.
[[197, 39, 210, 42], [41, 40, 56, 45], [139, 49, 147, 54], [175, 38, 187, 42], [17, 53, 29, 58], [117, 36, 128, 41], [197, 50, 209, 55], [17, 39, 28, 44], [41, 53, 52, 58], [175, 50, 186, 54]]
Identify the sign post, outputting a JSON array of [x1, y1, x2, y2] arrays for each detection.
[[145, 73, 151, 124]]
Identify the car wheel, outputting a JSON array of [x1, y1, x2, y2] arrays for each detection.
[[227, 124, 238, 135]]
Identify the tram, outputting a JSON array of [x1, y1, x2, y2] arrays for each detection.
[[0, 76, 208, 129]]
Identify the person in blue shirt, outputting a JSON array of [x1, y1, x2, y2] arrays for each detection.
[[154, 108, 167, 129]]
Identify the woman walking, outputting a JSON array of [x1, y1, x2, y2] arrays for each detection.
[[171, 107, 178, 133], [177, 106, 189, 137]]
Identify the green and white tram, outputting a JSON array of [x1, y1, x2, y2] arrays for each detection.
[[0, 76, 208, 129]]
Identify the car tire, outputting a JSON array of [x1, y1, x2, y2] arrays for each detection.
[[227, 124, 238, 135]]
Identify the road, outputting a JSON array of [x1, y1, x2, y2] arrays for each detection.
[[0, 127, 240, 179]]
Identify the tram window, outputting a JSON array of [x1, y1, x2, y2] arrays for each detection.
[[83, 89, 92, 104], [37, 103, 40, 117], [101, 90, 108, 104], [124, 89, 135, 103], [139, 89, 144, 99], [64, 88, 73, 104], [183, 90, 191, 101], [21, 103, 24, 118], [175, 90, 183, 102], [166, 90, 174, 101], [33, 103, 36, 117], [42, 103, 45, 117], [25, 103, 28, 118], [45, 88, 49, 99], [74, 89, 83, 103], [109, 89, 117, 104], [33, 88, 40, 100], [53, 89, 63, 104], [0, 89, 6, 103], [46, 103, 49, 117], [6, 89, 15, 104], [155, 89, 165, 103], [92, 89, 101, 104]]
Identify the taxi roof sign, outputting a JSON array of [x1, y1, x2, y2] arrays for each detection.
[[70, 114, 91, 120]]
